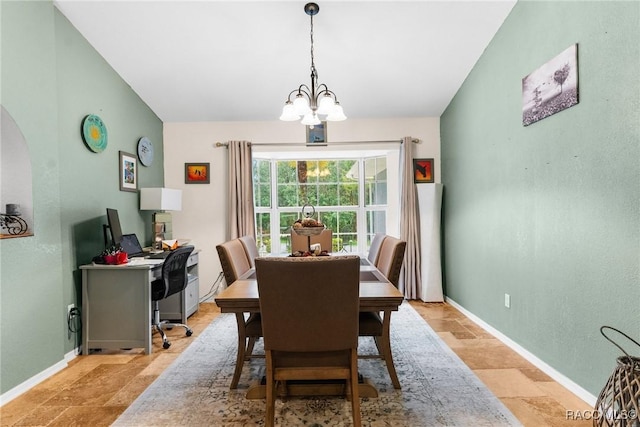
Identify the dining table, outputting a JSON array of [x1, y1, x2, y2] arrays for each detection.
[[214, 256, 405, 398]]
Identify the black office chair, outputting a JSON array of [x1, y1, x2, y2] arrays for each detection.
[[151, 245, 195, 349]]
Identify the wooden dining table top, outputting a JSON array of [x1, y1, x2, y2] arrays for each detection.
[[215, 258, 405, 313]]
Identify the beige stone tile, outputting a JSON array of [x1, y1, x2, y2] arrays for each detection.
[[474, 368, 546, 397], [534, 381, 593, 411]]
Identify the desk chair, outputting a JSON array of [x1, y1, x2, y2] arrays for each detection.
[[216, 238, 262, 388], [359, 235, 406, 389], [367, 233, 387, 265], [238, 235, 260, 268], [256, 256, 362, 427], [151, 245, 195, 349], [290, 228, 333, 253]]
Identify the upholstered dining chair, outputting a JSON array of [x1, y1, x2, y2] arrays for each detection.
[[216, 238, 262, 388], [255, 255, 362, 427], [367, 233, 387, 265], [238, 235, 260, 268], [151, 245, 195, 349], [290, 228, 333, 253], [359, 235, 406, 389]]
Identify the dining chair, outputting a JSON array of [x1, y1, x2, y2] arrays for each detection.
[[359, 235, 406, 389], [238, 234, 260, 268], [290, 228, 333, 253], [151, 245, 195, 349], [256, 256, 362, 427], [216, 238, 263, 388], [367, 233, 387, 265]]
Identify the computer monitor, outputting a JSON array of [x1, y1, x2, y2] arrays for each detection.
[[105, 208, 124, 247]]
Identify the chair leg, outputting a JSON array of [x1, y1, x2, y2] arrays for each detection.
[[245, 336, 257, 360], [230, 313, 248, 389], [265, 351, 276, 427], [350, 349, 362, 427]]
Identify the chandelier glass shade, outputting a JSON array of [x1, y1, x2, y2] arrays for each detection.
[[279, 3, 346, 126]]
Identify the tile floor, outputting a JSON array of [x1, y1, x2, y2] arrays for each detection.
[[0, 301, 594, 426]]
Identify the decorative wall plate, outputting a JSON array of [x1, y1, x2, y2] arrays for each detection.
[[81, 114, 108, 153], [137, 137, 154, 166]]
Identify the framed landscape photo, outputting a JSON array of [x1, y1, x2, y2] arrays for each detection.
[[185, 162, 210, 184], [522, 44, 579, 126], [306, 121, 327, 146], [413, 158, 434, 183], [119, 151, 138, 192]]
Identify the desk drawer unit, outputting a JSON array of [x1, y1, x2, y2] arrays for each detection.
[[158, 251, 199, 322]]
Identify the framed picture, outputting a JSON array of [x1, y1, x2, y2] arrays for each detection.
[[185, 162, 210, 184], [306, 121, 327, 146], [413, 158, 434, 183], [119, 151, 138, 192], [522, 44, 579, 126]]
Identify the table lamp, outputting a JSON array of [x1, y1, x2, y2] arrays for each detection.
[[140, 188, 182, 251]]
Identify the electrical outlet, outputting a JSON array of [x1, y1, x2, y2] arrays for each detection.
[[504, 293, 511, 308], [67, 303, 75, 315]]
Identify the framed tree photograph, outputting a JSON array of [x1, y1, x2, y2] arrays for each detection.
[[413, 158, 434, 183], [522, 44, 579, 126], [185, 162, 210, 184], [306, 121, 327, 146], [119, 151, 138, 192]]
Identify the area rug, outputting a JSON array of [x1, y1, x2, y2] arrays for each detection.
[[113, 303, 521, 426]]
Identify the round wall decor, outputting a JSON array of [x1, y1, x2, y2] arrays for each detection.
[[81, 114, 108, 153], [137, 137, 154, 166]]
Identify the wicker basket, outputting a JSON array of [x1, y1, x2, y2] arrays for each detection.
[[594, 326, 640, 427]]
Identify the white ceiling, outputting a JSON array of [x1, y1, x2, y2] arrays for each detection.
[[53, 0, 516, 123]]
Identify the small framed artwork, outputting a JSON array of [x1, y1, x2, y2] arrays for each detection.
[[522, 44, 579, 126], [119, 151, 138, 192], [306, 121, 327, 146], [413, 158, 434, 183], [185, 162, 210, 184]]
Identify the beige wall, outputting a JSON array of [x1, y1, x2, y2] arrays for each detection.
[[164, 117, 439, 298]]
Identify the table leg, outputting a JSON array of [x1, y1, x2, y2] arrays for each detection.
[[380, 309, 401, 389], [230, 312, 248, 389]]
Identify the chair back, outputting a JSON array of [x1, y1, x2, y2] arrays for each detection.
[[238, 235, 260, 268], [375, 236, 406, 288], [152, 245, 194, 301], [290, 228, 333, 253], [256, 256, 360, 353], [216, 239, 252, 285], [367, 233, 387, 265]]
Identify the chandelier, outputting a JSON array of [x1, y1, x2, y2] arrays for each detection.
[[279, 2, 346, 126]]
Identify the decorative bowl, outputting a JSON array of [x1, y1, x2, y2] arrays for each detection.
[[291, 225, 326, 236]]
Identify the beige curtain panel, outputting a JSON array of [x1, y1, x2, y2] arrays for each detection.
[[399, 136, 422, 299], [228, 140, 256, 239]]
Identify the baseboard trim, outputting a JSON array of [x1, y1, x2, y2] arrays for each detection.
[[445, 297, 597, 407], [0, 348, 79, 407]]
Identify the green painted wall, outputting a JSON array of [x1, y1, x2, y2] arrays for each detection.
[[441, 0, 639, 396], [1, 1, 164, 395]]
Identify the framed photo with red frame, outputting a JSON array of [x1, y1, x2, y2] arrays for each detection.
[[413, 158, 434, 183], [185, 163, 210, 184]]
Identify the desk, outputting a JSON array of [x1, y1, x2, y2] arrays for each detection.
[[79, 251, 199, 355], [214, 258, 404, 396]]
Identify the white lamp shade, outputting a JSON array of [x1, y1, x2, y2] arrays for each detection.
[[293, 95, 312, 116], [140, 188, 182, 211], [316, 94, 336, 115], [326, 103, 347, 121], [301, 112, 321, 126], [279, 102, 300, 121]]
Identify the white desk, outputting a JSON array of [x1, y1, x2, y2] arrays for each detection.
[[79, 251, 199, 355]]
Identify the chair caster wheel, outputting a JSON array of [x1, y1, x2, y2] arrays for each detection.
[[186, 329, 193, 337], [163, 341, 171, 349]]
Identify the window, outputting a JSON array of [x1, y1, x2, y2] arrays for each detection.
[[253, 151, 394, 255]]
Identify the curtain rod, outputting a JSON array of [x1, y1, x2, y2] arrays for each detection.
[[215, 139, 419, 148]]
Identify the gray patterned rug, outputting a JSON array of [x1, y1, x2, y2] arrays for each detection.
[[113, 303, 521, 426]]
